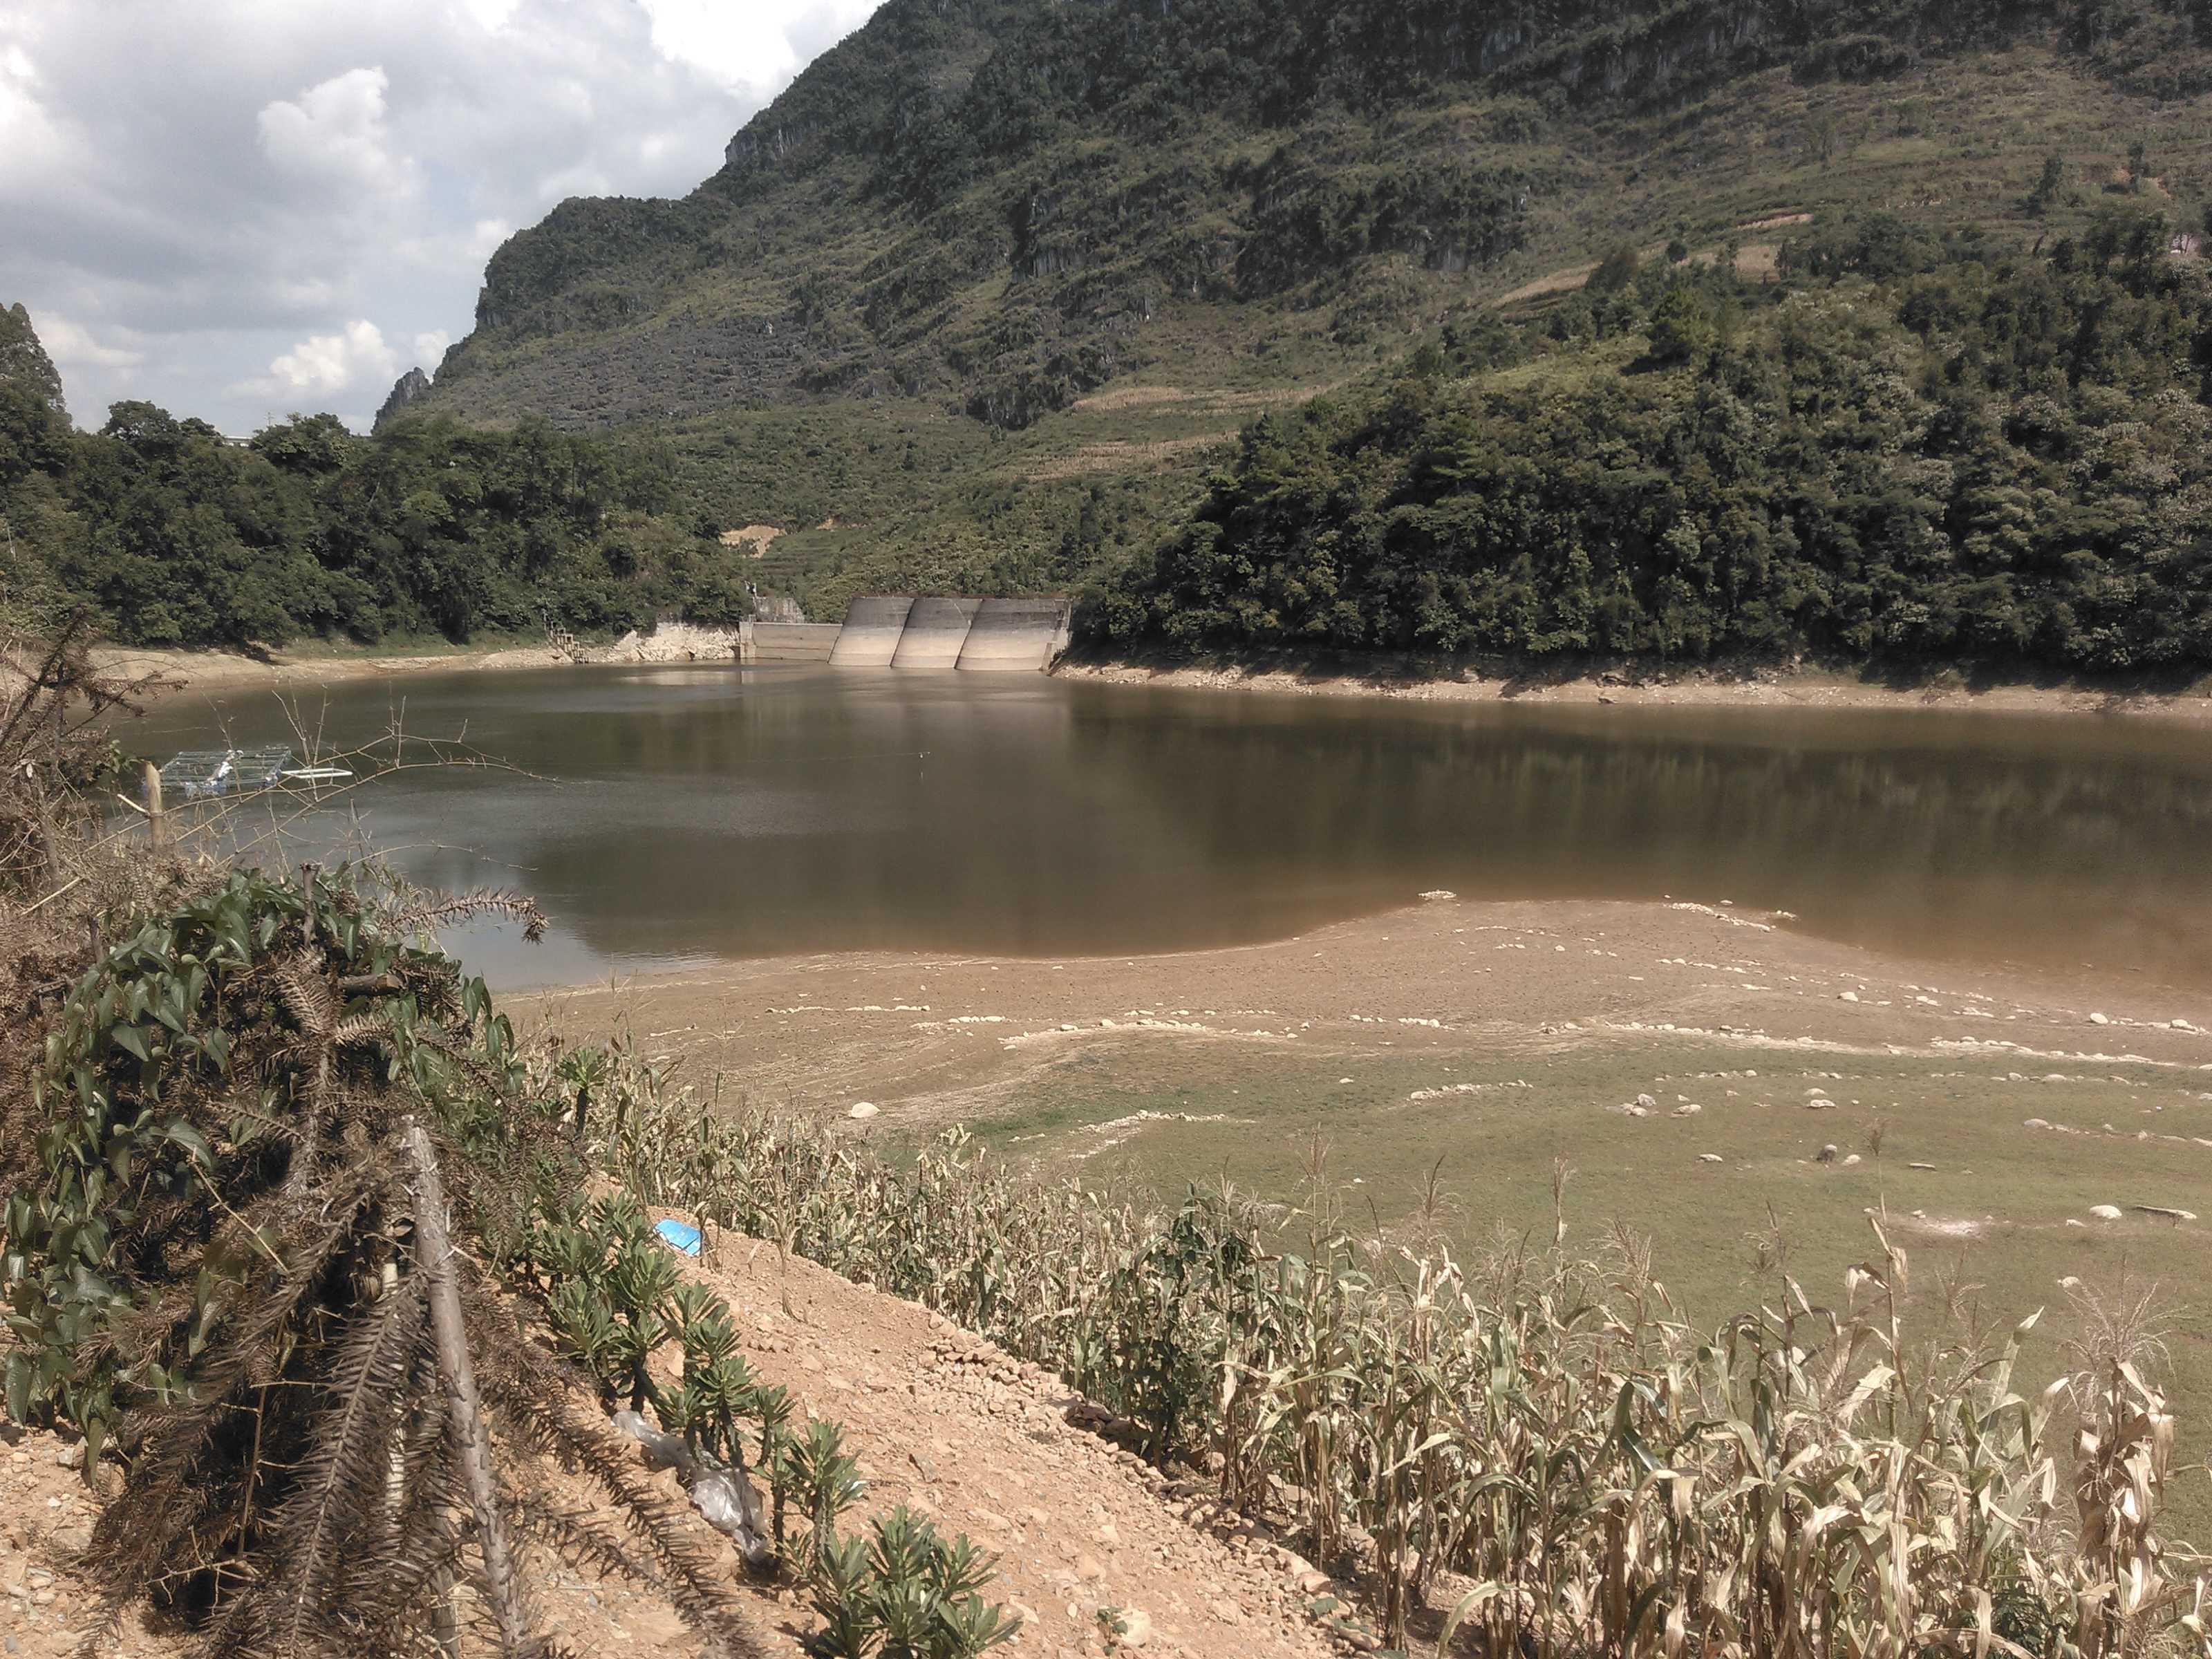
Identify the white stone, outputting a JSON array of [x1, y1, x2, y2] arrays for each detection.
[[1698, 1154, 1723, 1164], [2088, 1204, 2123, 1221], [2089, 1012, 2111, 1026], [1672, 1103, 1702, 1117], [847, 1102, 880, 1120]]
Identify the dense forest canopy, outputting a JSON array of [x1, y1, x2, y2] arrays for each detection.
[[12, 203, 2211, 673], [1100, 209, 2212, 673], [0, 311, 744, 646]]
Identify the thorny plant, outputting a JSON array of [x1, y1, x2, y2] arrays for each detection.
[[807, 1506, 1020, 1659], [0, 615, 166, 906], [561, 1037, 2212, 1658], [0, 866, 765, 1658]]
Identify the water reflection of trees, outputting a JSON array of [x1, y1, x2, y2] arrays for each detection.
[[1060, 700, 2212, 981], [131, 675, 2212, 984]]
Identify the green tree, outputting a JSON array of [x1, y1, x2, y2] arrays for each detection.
[[1586, 244, 1641, 294], [2027, 154, 2065, 217], [1646, 284, 1717, 364]]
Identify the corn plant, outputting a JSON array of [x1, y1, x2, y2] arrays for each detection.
[[561, 1032, 2212, 1658]]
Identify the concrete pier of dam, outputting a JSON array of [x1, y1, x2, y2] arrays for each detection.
[[955, 598, 1075, 671], [889, 597, 986, 668], [807, 594, 1073, 671], [827, 595, 917, 666]]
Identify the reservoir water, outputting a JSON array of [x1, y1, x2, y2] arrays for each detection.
[[129, 664, 2212, 991]]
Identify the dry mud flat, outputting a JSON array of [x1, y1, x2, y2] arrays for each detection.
[[66, 641, 2212, 722], [1, 1241, 1345, 1659]]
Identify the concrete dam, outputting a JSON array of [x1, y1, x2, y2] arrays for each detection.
[[774, 596, 1071, 671]]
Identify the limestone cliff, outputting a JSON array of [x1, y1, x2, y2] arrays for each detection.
[[371, 364, 433, 433]]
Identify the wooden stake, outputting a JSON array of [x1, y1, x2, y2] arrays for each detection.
[[404, 1119, 535, 1658], [141, 758, 165, 848]]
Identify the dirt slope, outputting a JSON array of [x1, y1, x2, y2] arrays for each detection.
[[1, 1241, 1349, 1659], [661, 1230, 1349, 1659]]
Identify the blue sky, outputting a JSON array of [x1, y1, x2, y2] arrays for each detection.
[[0, 0, 884, 433]]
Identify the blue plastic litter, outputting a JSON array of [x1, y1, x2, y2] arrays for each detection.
[[654, 1219, 702, 1256]]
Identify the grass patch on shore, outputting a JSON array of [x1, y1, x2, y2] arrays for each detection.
[[960, 1031, 2212, 1530]]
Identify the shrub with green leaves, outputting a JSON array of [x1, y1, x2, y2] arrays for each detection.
[[2, 869, 525, 1459], [517, 1185, 1016, 1655], [809, 1507, 1020, 1659], [0, 868, 756, 1656]]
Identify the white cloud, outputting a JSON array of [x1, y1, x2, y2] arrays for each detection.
[[639, 0, 882, 95], [37, 315, 146, 371], [257, 66, 413, 198], [250, 319, 398, 398], [460, 0, 524, 31], [0, 0, 888, 433]]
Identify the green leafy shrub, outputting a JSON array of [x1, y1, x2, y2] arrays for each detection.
[[3, 869, 523, 1454], [0, 869, 759, 1654], [807, 1507, 1019, 1659]]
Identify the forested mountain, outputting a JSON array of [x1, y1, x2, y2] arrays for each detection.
[[420, 0, 2208, 431], [378, 0, 2212, 668], [8, 0, 2212, 672], [1101, 212, 2212, 671]]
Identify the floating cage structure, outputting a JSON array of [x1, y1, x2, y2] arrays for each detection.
[[157, 747, 350, 800]]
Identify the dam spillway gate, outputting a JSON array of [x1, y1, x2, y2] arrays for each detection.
[[772, 596, 1071, 671]]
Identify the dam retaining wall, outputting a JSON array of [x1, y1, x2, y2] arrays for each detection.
[[890, 597, 986, 668], [751, 622, 840, 661], [955, 598, 1075, 671], [827, 595, 917, 666], [819, 594, 1071, 672]]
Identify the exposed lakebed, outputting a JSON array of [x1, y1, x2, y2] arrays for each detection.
[[128, 662, 2212, 990]]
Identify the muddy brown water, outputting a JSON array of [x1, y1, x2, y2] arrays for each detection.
[[128, 664, 2212, 991]]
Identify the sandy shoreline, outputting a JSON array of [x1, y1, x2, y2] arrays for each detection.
[[74, 639, 2212, 722], [89, 639, 569, 692], [1058, 655, 2212, 722]]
